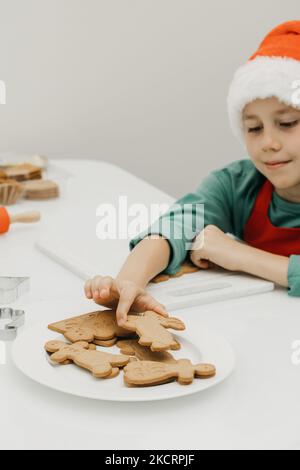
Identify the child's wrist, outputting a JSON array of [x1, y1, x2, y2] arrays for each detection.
[[116, 272, 148, 289], [233, 243, 251, 272]]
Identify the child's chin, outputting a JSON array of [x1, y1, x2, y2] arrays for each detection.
[[269, 175, 295, 189]]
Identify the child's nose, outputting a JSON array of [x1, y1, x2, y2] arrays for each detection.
[[261, 132, 282, 153]]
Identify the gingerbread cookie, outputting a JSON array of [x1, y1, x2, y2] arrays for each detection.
[[48, 310, 135, 344], [172, 260, 200, 277], [116, 339, 178, 363], [46, 342, 96, 365], [122, 311, 185, 352], [4, 163, 42, 182], [124, 359, 216, 386], [151, 274, 170, 284], [23, 180, 59, 200], [45, 340, 131, 378], [151, 260, 199, 283], [93, 337, 118, 347], [0, 179, 24, 205]]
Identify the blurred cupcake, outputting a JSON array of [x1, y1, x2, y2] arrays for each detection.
[[0, 179, 24, 205]]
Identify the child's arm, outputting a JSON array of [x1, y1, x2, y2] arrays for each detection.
[[116, 235, 171, 287], [85, 161, 254, 319], [189, 224, 300, 293], [237, 244, 289, 287], [84, 235, 171, 325], [239, 247, 300, 296], [85, 167, 238, 322]]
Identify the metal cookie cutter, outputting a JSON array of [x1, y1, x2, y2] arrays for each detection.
[[0, 308, 25, 341], [0, 277, 30, 304]]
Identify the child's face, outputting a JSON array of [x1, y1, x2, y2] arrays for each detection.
[[242, 97, 300, 199]]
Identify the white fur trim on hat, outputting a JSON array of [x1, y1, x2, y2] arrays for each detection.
[[227, 56, 300, 143]]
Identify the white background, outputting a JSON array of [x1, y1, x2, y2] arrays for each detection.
[[0, 0, 299, 196]]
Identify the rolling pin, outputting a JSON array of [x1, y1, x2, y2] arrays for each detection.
[[0, 207, 41, 234]]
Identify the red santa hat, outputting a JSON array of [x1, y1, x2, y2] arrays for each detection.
[[227, 21, 300, 142]]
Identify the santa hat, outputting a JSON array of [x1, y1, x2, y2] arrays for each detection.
[[227, 21, 300, 143]]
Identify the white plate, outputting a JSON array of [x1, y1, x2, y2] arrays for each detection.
[[12, 321, 235, 402]]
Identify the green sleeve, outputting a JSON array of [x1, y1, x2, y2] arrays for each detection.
[[129, 171, 234, 275], [287, 256, 300, 297]]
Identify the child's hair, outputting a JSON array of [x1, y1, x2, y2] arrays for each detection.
[[227, 21, 300, 143]]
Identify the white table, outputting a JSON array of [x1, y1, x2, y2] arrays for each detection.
[[0, 159, 299, 450]]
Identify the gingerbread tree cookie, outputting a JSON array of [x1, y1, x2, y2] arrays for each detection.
[[48, 310, 136, 344]]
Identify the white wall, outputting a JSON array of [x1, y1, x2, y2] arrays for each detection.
[[0, 0, 299, 197]]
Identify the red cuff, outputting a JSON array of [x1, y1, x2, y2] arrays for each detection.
[[0, 207, 10, 234]]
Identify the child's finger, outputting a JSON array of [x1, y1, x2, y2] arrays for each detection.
[[116, 284, 139, 326], [91, 276, 110, 298], [153, 302, 169, 317], [97, 276, 113, 298], [84, 280, 92, 298], [198, 259, 210, 269], [91, 276, 103, 297], [190, 254, 209, 269], [140, 294, 169, 317]]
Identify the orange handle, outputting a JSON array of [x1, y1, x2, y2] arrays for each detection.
[[0, 207, 10, 234]]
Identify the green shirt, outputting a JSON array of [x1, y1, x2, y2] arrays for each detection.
[[130, 158, 300, 297]]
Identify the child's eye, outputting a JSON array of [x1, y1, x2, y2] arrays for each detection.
[[247, 126, 262, 133], [247, 121, 299, 134], [280, 120, 299, 128]]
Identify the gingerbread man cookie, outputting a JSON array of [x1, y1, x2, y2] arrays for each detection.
[[116, 339, 178, 364], [124, 359, 216, 386], [171, 260, 200, 277], [122, 311, 185, 352], [48, 310, 135, 344], [46, 342, 96, 365], [151, 260, 199, 283], [93, 337, 118, 347], [151, 274, 170, 284], [45, 340, 131, 378]]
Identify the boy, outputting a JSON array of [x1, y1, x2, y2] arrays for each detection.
[[85, 21, 300, 325]]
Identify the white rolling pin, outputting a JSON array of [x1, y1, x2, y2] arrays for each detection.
[[0, 207, 41, 234]]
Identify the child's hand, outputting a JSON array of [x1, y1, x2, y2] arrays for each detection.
[[189, 225, 244, 272], [84, 276, 168, 326]]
